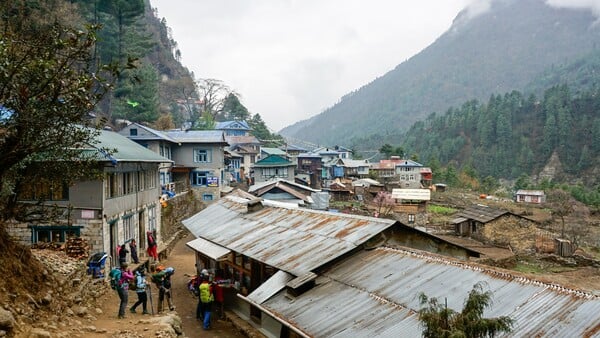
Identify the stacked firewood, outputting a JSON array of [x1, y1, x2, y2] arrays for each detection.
[[65, 237, 89, 259]]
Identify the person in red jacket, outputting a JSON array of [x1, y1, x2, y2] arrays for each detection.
[[146, 231, 158, 262]]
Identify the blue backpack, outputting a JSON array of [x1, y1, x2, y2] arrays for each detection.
[[109, 268, 122, 290]]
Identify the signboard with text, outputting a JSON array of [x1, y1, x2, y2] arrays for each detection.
[[207, 177, 219, 187]]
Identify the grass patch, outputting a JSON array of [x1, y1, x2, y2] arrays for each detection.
[[513, 262, 545, 274], [427, 204, 457, 215]]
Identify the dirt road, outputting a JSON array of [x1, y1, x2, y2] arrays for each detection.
[[88, 232, 242, 337], [165, 232, 241, 337]]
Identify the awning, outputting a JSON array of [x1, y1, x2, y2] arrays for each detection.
[[186, 237, 231, 261], [451, 217, 468, 224]]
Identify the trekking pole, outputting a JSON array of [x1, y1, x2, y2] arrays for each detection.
[[147, 284, 154, 315]]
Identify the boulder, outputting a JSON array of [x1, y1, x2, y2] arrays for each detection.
[[0, 308, 15, 331]]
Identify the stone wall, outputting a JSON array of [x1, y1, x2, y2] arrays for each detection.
[[161, 192, 205, 243]]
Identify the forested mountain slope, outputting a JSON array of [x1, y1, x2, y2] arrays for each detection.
[[74, 0, 197, 127], [281, 0, 600, 146], [401, 85, 600, 185]]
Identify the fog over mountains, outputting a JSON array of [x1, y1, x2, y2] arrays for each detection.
[[280, 0, 600, 147]]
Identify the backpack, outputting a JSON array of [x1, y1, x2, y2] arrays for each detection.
[[151, 271, 165, 285], [109, 268, 122, 290]]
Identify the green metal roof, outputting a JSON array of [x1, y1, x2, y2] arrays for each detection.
[[84, 129, 172, 163], [253, 155, 293, 167]]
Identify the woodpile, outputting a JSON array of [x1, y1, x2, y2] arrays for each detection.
[[31, 241, 63, 250], [65, 237, 89, 259]]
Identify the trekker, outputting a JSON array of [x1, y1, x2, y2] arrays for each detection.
[[146, 231, 158, 262], [199, 275, 214, 330], [130, 269, 149, 314], [112, 263, 134, 319], [153, 266, 175, 313], [118, 244, 128, 266], [129, 239, 139, 264], [195, 269, 209, 321]]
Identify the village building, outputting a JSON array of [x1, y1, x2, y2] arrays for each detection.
[[248, 178, 321, 207], [259, 147, 287, 160], [117, 122, 176, 190], [181, 193, 478, 330], [224, 147, 244, 183], [352, 178, 385, 201], [251, 155, 296, 184], [9, 128, 171, 262], [371, 157, 432, 188], [296, 152, 323, 189], [515, 189, 546, 204], [251, 246, 600, 337], [119, 123, 230, 201], [226, 135, 261, 183], [452, 204, 540, 253], [180, 193, 599, 337], [215, 120, 251, 136], [278, 144, 307, 165], [391, 188, 431, 226]]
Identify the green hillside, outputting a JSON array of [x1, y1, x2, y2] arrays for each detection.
[[281, 0, 600, 146]]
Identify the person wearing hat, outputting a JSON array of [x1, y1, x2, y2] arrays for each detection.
[[130, 268, 149, 314]]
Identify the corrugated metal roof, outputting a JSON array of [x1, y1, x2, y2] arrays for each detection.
[[516, 190, 545, 196], [185, 237, 231, 261], [164, 130, 226, 144], [456, 204, 509, 223], [260, 247, 600, 337], [182, 196, 396, 276], [85, 129, 173, 163]]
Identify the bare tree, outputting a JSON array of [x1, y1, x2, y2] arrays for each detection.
[[196, 78, 231, 122], [546, 189, 574, 238]]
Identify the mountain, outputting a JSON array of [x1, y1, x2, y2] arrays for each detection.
[[280, 0, 600, 147]]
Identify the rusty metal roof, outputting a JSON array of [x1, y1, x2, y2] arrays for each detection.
[[182, 196, 396, 276], [259, 247, 600, 338]]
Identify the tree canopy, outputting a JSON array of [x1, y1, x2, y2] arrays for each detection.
[[418, 282, 513, 338], [0, 1, 122, 222]]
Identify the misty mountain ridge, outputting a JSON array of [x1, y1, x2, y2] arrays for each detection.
[[280, 0, 600, 147]]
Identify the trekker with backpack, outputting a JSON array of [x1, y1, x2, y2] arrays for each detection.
[[199, 274, 214, 330], [152, 266, 175, 313], [130, 269, 149, 315], [109, 263, 134, 319]]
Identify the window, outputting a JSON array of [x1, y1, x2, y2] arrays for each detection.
[[408, 214, 415, 224], [192, 171, 208, 186], [130, 128, 138, 136], [261, 167, 288, 178], [250, 155, 256, 164], [202, 194, 213, 201], [148, 206, 157, 232], [107, 172, 119, 198], [123, 214, 135, 241], [30, 225, 82, 243], [159, 144, 172, 159], [194, 149, 211, 163], [20, 180, 69, 201]]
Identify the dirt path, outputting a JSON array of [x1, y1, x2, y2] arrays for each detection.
[[166, 232, 240, 337], [87, 232, 241, 337]]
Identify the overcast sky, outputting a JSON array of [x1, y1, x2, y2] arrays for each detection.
[[149, 0, 593, 132]]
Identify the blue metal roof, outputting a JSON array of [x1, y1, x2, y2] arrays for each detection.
[[164, 130, 226, 143]]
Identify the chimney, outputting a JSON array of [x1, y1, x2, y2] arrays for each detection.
[[246, 198, 264, 213]]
